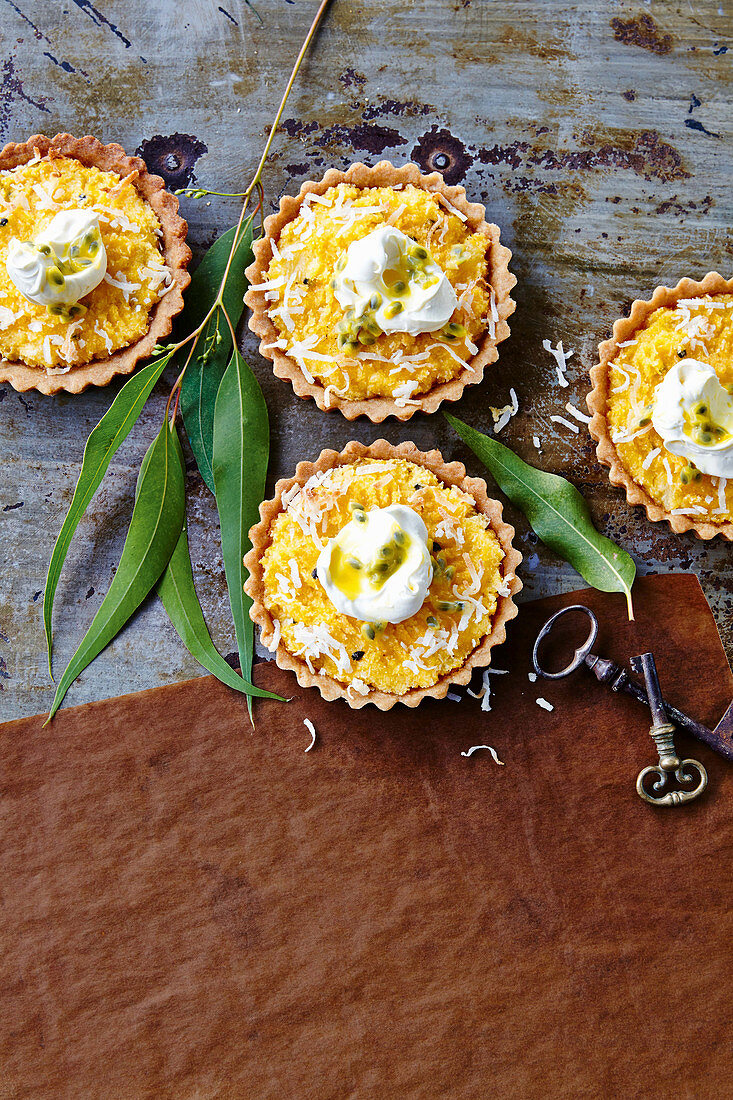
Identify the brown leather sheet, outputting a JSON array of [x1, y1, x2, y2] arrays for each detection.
[[1, 573, 731, 1099]]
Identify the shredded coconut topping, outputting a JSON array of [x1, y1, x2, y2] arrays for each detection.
[[714, 476, 728, 515], [291, 622, 351, 677]]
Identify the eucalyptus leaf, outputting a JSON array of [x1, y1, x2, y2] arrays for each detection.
[[446, 414, 636, 619], [158, 522, 284, 702], [46, 419, 185, 723], [212, 349, 269, 721], [43, 352, 172, 678], [179, 219, 255, 493]]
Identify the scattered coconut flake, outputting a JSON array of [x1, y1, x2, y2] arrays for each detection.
[[536, 697, 554, 712], [490, 387, 519, 433], [671, 506, 707, 516], [662, 455, 673, 486], [565, 401, 591, 425], [617, 339, 637, 348], [543, 338, 573, 387], [460, 744, 505, 765], [533, 435, 542, 450], [468, 666, 510, 713], [528, 672, 537, 683], [303, 718, 317, 752], [550, 414, 579, 434], [446, 692, 462, 702]]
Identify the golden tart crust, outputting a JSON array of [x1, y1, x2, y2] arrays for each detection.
[[244, 160, 515, 422], [0, 133, 191, 395], [245, 439, 522, 710], [588, 272, 733, 541]]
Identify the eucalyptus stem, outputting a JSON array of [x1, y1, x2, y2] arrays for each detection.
[[162, 0, 332, 410], [243, 0, 332, 200]]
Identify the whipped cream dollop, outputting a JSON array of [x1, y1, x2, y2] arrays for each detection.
[[6, 209, 106, 312], [316, 503, 433, 624], [652, 358, 733, 477], [333, 225, 457, 337]]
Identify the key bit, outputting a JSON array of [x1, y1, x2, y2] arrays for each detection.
[[630, 652, 708, 807]]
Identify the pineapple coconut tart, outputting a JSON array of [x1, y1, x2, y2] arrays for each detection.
[[6, 134, 729, 709], [245, 161, 516, 421]]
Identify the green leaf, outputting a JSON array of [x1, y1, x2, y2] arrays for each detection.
[[43, 352, 172, 679], [46, 419, 186, 723], [179, 219, 255, 493], [212, 349, 269, 722], [157, 522, 284, 702], [445, 413, 636, 620]]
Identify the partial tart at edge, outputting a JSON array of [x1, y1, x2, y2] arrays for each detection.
[[588, 271, 733, 541], [0, 133, 191, 395]]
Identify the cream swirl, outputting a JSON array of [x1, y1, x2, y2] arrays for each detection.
[[316, 504, 433, 624], [6, 209, 106, 312], [333, 225, 457, 337], [652, 358, 733, 477]]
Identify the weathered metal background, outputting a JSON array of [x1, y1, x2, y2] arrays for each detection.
[[1, 0, 731, 720]]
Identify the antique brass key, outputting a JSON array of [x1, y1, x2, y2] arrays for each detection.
[[630, 652, 708, 807]]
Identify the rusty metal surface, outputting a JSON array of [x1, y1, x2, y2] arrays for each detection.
[[1, 0, 731, 720]]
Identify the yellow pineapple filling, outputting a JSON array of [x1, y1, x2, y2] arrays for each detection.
[[262, 183, 493, 403], [0, 155, 171, 370], [261, 458, 507, 696], [607, 294, 733, 522]]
